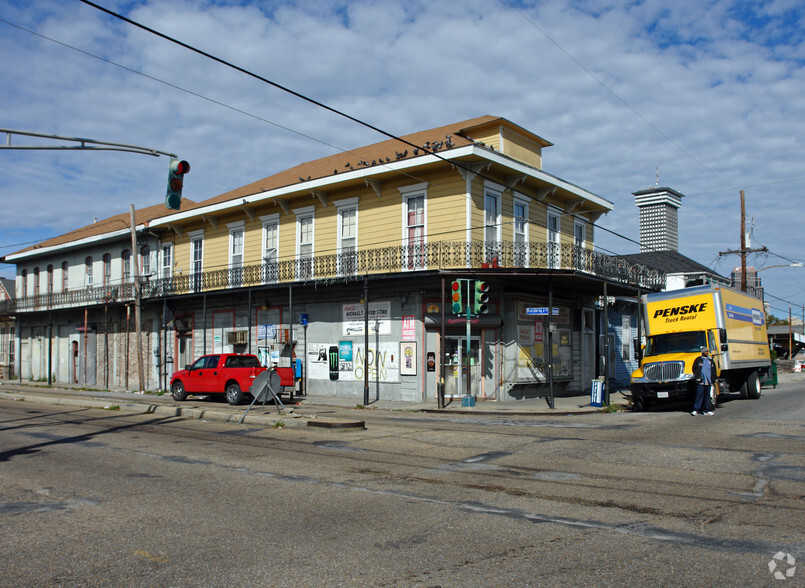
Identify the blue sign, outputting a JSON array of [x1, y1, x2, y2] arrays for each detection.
[[299, 313, 308, 326], [525, 307, 559, 316], [257, 324, 277, 340]]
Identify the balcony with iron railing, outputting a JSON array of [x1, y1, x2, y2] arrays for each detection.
[[2, 240, 665, 313]]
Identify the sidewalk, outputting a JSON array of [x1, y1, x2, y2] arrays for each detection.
[[0, 380, 616, 430]]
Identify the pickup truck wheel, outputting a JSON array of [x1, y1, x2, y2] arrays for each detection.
[[171, 381, 187, 402], [745, 371, 761, 400], [225, 382, 244, 405]]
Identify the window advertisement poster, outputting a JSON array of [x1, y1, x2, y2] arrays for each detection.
[[400, 341, 417, 375], [305, 342, 400, 382], [339, 340, 353, 372], [402, 315, 416, 341], [308, 344, 328, 363], [342, 301, 391, 336]]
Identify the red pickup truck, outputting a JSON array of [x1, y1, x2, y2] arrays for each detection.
[[170, 353, 267, 405]]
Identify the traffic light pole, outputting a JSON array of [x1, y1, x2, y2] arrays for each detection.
[[465, 279, 472, 405]]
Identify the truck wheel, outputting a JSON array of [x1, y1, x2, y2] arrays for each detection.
[[745, 371, 761, 400], [709, 386, 718, 409], [226, 382, 244, 405], [632, 397, 646, 412], [171, 381, 187, 402]]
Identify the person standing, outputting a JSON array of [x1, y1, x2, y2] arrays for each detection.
[[692, 347, 716, 415]]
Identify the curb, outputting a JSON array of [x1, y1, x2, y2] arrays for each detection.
[[0, 391, 363, 430]]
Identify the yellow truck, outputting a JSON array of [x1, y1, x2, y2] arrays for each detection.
[[630, 285, 770, 411]]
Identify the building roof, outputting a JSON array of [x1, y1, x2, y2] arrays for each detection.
[[632, 186, 686, 199], [0, 277, 13, 300], [2, 199, 197, 262], [196, 115, 551, 207], [617, 249, 726, 278]]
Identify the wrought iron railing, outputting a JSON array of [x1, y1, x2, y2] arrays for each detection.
[[4, 241, 664, 313]]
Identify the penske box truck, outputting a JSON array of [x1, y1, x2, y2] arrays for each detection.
[[630, 285, 770, 411]]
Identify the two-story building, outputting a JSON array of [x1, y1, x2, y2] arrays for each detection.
[[0, 277, 14, 380], [2, 116, 663, 403]]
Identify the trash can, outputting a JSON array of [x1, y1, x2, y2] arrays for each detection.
[[760, 361, 778, 388]]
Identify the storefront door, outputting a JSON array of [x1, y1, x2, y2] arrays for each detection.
[[444, 336, 481, 397]]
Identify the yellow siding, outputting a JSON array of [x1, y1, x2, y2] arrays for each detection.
[[500, 127, 542, 169], [463, 127, 500, 151], [164, 163, 591, 282], [426, 173, 466, 243]]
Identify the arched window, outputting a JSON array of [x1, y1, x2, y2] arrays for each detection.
[[102, 254, 112, 287], [33, 267, 40, 298], [47, 265, 54, 295], [21, 269, 27, 298], [122, 250, 131, 282], [140, 246, 151, 277], [85, 256, 93, 287], [61, 261, 69, 291]]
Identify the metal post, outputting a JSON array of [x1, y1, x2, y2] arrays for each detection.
[[129, 205, 144, 392], [288, 284, 294, 403], [363, 276, 369, 406], [603, 280, 610, 405], [465, 278, 471, 402], [47, 309, 53, 386], [548, 282, 554, 409], [439, 277, 445, 408], [104, 302, 109, 389], [162, 297, 168, 392]]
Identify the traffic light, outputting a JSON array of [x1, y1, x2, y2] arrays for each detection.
[[473, 280, 489, 314], [451, 280, 463, 314], [166, 158, 190, 210]]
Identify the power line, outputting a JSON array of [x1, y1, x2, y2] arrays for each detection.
[[4, 4, 783, 291], [509, 3, 736, 191]]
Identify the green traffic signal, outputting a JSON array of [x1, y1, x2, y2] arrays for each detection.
[[166, 158, 190, 210]]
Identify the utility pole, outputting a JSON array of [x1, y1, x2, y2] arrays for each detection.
[[719, 190, 767, 292], [130, 205, 145, 393]]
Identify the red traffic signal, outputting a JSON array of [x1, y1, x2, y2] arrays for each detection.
[[451, 280, 463, 314], [166, 158, 190, 210]]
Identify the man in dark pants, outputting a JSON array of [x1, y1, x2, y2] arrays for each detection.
[[692, 347, 716, 415]]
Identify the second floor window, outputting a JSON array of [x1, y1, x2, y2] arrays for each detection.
[[262, 218, 279, 283], [484, 187, 501, 264], [61, 261, 69, 291], [547, 209, 560, 269], [402, 187, 426, 270], [141, 246, 151, 277], [161, 244, 172, 279], [513, 199, 528, 267], [33, 267, 40, 298], [338, 205, 357, 276], [85, 257, 93, 287], [229, 224, 244, 287], [298, 214, 314, 279], [102, 254, 112, 287], [21, 270, 27, 298], [190, 231, 204, 292], [122, 250, 131, 282], [47, 265, 54, 295]]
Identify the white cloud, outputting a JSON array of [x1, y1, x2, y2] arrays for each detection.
[[1, 0, 804, 314]]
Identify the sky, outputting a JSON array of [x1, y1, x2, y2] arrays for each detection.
[[1, 0, 804, 319]]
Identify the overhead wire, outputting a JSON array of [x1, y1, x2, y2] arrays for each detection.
[[5, 3, 797, 306]]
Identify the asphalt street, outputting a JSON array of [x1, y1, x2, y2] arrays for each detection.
[[0, 377, 803, 586]]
